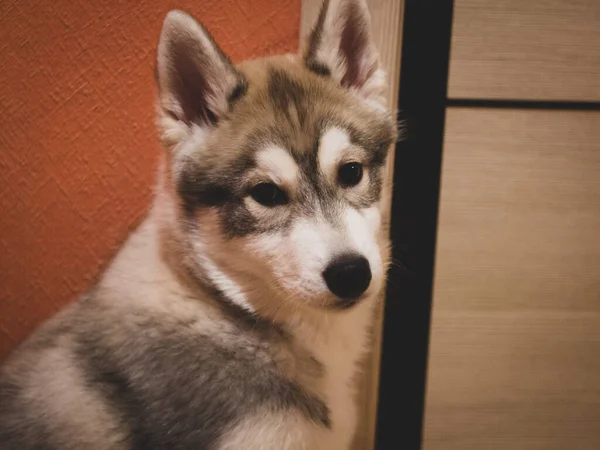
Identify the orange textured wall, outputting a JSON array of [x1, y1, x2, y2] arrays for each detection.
[[0, 0, 301, 359]]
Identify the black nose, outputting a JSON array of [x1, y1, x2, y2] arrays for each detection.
[[323, 254, 371, 299]]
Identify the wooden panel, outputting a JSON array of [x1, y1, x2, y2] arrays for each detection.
[[448, 0, 600, 101], [300, 1, 404, 448], [423, 108, 600, 450]]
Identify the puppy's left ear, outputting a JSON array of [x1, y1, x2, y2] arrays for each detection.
[[303, 0, 385, 106]]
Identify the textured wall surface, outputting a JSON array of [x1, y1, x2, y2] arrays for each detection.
[[0, 0, 300, 359]]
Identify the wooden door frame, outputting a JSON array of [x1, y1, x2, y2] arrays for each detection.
[[375, 1, 455, 449]]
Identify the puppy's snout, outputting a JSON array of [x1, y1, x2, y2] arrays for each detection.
[[323, 254, 371, 300]]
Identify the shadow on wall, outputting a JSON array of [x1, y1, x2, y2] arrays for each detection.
[[0, 0, 301, 359]]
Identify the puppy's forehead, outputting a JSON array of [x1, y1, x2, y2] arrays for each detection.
[[231, 60, 394, 163], [178, 58, 396, 200]]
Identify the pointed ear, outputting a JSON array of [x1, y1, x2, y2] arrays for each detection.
[[156, 10, 247, 147], [303, 0, 385, 105]]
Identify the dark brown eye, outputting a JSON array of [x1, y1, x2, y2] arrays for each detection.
[[338, 162, 363, 187], [249, 183, 287, 207]]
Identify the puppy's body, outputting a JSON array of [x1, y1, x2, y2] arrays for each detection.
[[0, 1, 397, 449], [1, 202, 373, 449]]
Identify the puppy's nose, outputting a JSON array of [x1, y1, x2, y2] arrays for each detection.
[[323, 254, 371, 299]]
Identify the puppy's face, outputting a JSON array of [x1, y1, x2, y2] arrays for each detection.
[[156, 1, 397, 312]]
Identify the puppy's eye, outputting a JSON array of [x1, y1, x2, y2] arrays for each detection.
[[338, 162, 363, 187], [249, 183, 287, 207]]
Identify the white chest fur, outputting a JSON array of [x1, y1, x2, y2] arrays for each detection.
[[293, 298, 376, 449]]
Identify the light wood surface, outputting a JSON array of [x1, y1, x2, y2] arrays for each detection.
[[300, 1, 404, 448], [448, 0, 600, 101], [423, 108, 600, 450]]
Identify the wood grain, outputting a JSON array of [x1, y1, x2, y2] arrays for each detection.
[[448, 0, 600, 101], [300, 1, 404, 448], [423, 108, 600, 450]]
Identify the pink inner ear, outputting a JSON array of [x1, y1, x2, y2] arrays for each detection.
[[339, 3, 371, 90], [169, 41, 219, 126]]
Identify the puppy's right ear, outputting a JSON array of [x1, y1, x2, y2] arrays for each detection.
[[156, 10, 247, 148]]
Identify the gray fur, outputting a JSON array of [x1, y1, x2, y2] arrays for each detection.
[[0, 289, 329, 450]]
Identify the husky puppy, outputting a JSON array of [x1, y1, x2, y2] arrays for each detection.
[[0, 0, 397, 448]]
